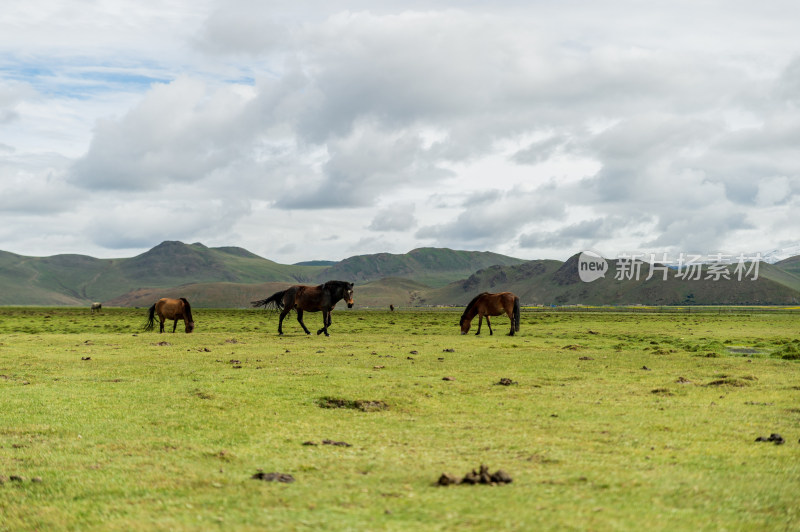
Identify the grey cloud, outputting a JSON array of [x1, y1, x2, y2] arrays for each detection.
[[194, 6, 289, 56], [368, 203, 417, 232], [512, 134, 572, 165], [275, 121, 453, 209], [642, 209, 755, 254], [416, 187, 567, 247], [84, 196, 249, 250], [519, 216, 630, 249]]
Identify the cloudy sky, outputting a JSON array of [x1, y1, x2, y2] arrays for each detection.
[[1, 1, 799, 264]]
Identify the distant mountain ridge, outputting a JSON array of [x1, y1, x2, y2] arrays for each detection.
[[422, 254, 800, 306], [0, 241, 527, 306], [2, 241, 800, 307]]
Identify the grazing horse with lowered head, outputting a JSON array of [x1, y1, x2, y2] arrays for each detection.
[[251, 281, 354, 336], [460, 292, 520, 336], [144, 297, 195, 333], [90, 302, 102, 313]]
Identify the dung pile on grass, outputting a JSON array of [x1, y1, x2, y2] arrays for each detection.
[[755, 433, 785, 445], [437, 464, 512, 486]]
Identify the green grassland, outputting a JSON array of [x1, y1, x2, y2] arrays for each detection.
[[1, 307, 799, 531]]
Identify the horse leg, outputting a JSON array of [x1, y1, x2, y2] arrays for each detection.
[[159, 318, 165, 333], [278, 309, 289, 335], [172, 319, 178, 333], [507, 310, 515, 336], [475, 315, 482, 335], [296, 309, 311, 335], [317, 310, 330, 336], [486, 316, 494, 335]]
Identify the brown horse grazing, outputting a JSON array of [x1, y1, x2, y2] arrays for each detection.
[[144, 297, 195, 333], [460, 292, 520, 336], [251, 281, 354, 336]]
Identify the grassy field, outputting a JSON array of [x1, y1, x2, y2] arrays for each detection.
[[1, 306, 799, 531]]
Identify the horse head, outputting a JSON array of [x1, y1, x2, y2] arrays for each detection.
[[186, 321, 195, 333], [459, 314, 471, 334], [343, 282, 354, 308]]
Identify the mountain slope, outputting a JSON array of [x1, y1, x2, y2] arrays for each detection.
[[425, 255, 800, 306], [3, 242, 800, 307], [317, 247, 528, 287], [775, 255, 800, 281], [0, 242, 325, 305], [0, 242, 527, 306]]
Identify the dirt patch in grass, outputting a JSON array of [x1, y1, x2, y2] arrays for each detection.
[[705, 377, 753, 387], [251, 470, 295, 483], [317, 396, 389, 412], [302, 439, 352, 447], [651, 388, 673, 395]]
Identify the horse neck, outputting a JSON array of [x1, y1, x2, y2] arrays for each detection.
[[461, 302, 478, 322], [324, 282, 345, 301]]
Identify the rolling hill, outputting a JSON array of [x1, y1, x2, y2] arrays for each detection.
[[0, 241, 528, 307], [0, 242, 325, 306], [315, 248, 528, 287], [2, 242, 800, 307], [422, 254, 800, 306]]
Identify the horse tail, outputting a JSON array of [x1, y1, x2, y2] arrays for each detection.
[[513, 296, 521, 332], [144, 304, 156, 331], [180, 298, 194, 323], [251, 289, 288, 311]]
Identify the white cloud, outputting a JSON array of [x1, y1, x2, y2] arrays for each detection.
[[1, 1, 799, 263]]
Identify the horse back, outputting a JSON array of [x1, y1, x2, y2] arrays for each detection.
[[156, 297, 185, 319], [292, 284, 327, 309], [480, 292, 517, 316]]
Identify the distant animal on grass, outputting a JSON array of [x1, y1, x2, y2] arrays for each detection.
[[460, 292, 520, 336], [390, 304, 395, 311], [144, 297, 195, 333], [90, 302, 102, 313], [251, 281, 354, 336]]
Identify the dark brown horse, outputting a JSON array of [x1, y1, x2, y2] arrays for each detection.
[[251, 281, 354, 336], [144, 297, 195, 333], [460, 292, 520, 336]]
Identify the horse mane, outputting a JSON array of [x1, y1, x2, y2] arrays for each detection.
[[322, 280, 353, 294], [461, 292, 488, 323], [180, 297, 194, 322]]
